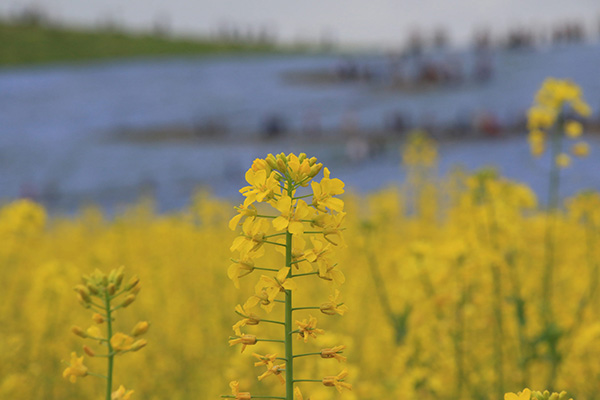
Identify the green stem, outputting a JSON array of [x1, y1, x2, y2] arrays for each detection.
[[257, 339, 285, 343], [261, 319, 286, 326], [293, 352, 322, 358], [88, 371, 108, 379], [285, 229, 294, 400], [291, 306, 320, 311], [263, 240, 287, 247], [254, 267, 279, 272], [104, 290, 114, 400], [293, 272, 319, 278]]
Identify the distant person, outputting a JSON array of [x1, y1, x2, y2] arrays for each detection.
[[261, 114, 287, 139]]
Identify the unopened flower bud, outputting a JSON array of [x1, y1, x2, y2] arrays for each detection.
[[310, 163, 323, 178], [322, 376, 336, 387], [276, 158, 287, 171], [125, 276, 140, 291], [131, 339, 148, 351], [298, 153, 307, 163], [86, 283, 99, 295], [107, 283, 116, 296], [309, 157, 317, 165], [71, 326, 87, 338], [240, 334, 257, 345], [77, 294, 91, 308], [92, 313, 104, 324], [83, 345, 95, 357], [108, 269, 117, 283], [131, 321, 150, 337], [115, 270, 125, 288], [130, 282, 141, 295], [74, 285, 91, 303], [266, 154, 278, 170], [238, 393, 251, 400], [320, 303, 337, 316], [121, 294, 136, 308]]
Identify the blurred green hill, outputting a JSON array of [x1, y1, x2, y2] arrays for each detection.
[[0, 19, 286, 66]]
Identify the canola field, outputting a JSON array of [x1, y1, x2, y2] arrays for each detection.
[[1, 79, 597, 400]]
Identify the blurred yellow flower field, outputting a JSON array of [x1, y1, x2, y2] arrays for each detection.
[[1, 158, 599, 399]]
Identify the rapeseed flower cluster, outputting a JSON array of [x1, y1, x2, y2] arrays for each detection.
[[65, 267, 148, 400], [224, 153, 350, 400], [527, 78, 591, 165]]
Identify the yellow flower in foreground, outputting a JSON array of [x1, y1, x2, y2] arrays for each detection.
[[232, 304, 261, 335], [311, 167, 345, 212], [505, 388, 531, 400], [111, 385, 134, 400], [321, 345, 347, 362], [272, 195, 313, 235], [239, 168, 281, 205], [572, 142, 590, 157], [229, 203, 257, 230], [230, 218, 271, 254], [62, 352, 88, 383], [565, 120, 583, 138], [228, 247, 264, 288], [229, 381, 252, 400], [110, 332, 135, 352], [320, 289, 348, 316], [322, 368, 352, 393], [257, 362, 286, 384], [229, 334, 257, 353], [555, 153, 571, 168], [255, 267, 297, 303], [296, 315, 324, 342], [252, 352, 277, 367]]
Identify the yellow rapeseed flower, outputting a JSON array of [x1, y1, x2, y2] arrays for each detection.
[[230, 218, 271, 254], [572, 142, 590, 157], [62, 352, 88, 383], [228, 334, 257, 353], [110, 332, 135, 352], [319, 289, 348, 316], [111, 385, 134, 400], [311, 167, 345, 212], [239, 169, 281, 206], [295, 315, 324, 342], [505, 388, 531, 400], [229, 381, 252, 400], [272, 195, 313, 235], [255, 267, 297, 304], [257, 362, 286, 384], [565, 120, 583, 138], [322, 369, 352, 393], [320, 345, 347, 362]]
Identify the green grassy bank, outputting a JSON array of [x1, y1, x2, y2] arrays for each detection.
[[0, 21, 287, 66]]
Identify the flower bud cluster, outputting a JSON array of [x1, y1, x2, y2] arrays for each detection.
[[64, 267, 149, 400]]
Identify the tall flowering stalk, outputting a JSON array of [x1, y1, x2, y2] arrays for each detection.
[[64, 267, 149, 400], [223, 153, 351, 400], [527, 78, 591, 388]]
